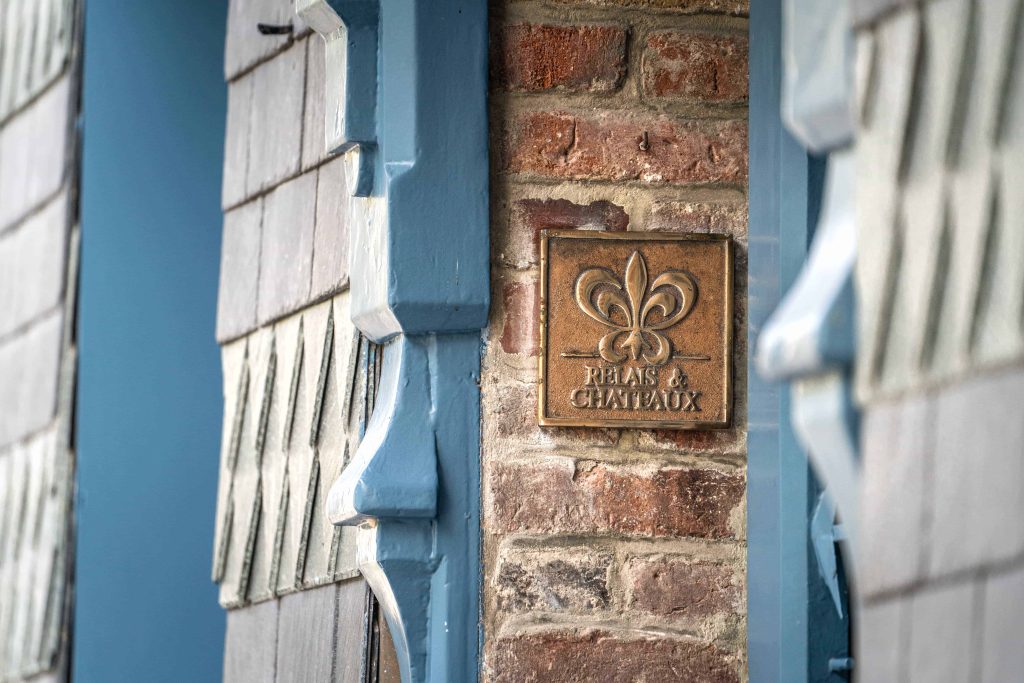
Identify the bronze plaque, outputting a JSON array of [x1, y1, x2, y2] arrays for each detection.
[[538, 231, 733, 429]]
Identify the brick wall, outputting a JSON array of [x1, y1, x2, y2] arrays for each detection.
[[0, 0, 80, 680], [852, 0, 1024, 680], [483, 1, 749, 680]]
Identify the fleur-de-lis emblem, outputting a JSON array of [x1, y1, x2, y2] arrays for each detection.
[[575, 251, 697, 366]]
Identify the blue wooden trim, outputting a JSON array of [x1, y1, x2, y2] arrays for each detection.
[[748, 1, 849, 680], [300, 1, 488, 681], [74, 1, 227, 679]]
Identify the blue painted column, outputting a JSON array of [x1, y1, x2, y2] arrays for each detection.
[[747, 0, 848, 680], [75, 2, 227, 680]]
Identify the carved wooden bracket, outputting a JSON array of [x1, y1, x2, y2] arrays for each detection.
[[295, 2, 488, 682]]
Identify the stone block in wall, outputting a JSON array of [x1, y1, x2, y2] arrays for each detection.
[[311, 157, 349, 298], [906, 580, 977, 683], [246, 41, 305, 197], [859, 396, 931, 598], [494, 543, 612, 613], [225, 0, 297, 80], [646, 199, 748, 238], [642, 30, 748, 104], [0, 190, 68, 338], [622, 554, 741, 621], [486, 459, 744, 540], [497, 278, 538, 357], [500, 110, 747, 186], [485, 630, 740, 683], [500, 198, 628, 269], [0, 310, 62, 448], [491, 23, 627, 93], [222, 76, 253, 209], [549, 0, 748, 14], [217, 199, 262, 343], [257, 172, 315, 325], [929, 369, 1024, 578], [979, 567, 1024, 683], [0, 75, 70, 231]]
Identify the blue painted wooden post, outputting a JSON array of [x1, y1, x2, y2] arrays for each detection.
[[298, 1, 488, 680], [75, 1, 227, 680], [748, 0, 850, 680]]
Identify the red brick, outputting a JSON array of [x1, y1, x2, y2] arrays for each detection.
[[502, 110, 747, 186], [644, 31, 748, 103], [506, 198, 628, 266], [499, 280, 539, 356], [624, 555, 740, 619], [492, 24, 628, 93], [551, 0, 748, 13], [495, 547, 613, 612], [486, 629, 739, 683], [646, 199, 747, 237], [487, 460, 744, 539], [485, 382, 621, 446]]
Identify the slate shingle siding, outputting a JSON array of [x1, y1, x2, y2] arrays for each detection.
[[0, 1, 81, 680], [214, 4, 368, 680]]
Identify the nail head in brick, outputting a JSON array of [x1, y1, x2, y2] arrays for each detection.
[[492, 23, 628, 93], [502, 110, 747, 185]]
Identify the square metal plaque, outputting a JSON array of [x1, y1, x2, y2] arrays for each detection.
[[538, 230, 733, 429]]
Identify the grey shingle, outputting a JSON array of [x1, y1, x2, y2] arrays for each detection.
[[257, 172, 315, 325], [311, 158, 349, 299], [217, 200, 263, 343], [246, 41, 305, 197]]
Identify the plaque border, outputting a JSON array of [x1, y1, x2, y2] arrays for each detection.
[[537, 230, 734, 430]]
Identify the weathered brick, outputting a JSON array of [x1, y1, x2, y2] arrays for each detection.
[[638, 419, 744, 454], [225, 0, 296, 80], [0, 310, 62, 448], [483, 381, 621, 447], [503, 198, 628, 268], [623, 555, 740, 620], [492, 24, 627, 93], [495, 546, 612, 612], [487, 459, 744, 539], [0, 75, 70, 230], [643, 31, 748, 104], [216, 199, 262, 342], [486, 629, 739, 683], [551, 0, 748, 14], [0, 191, 68, 339], [257, 172, 316, 324], [646, 199, 747, 236], [502, 110, 747, 185], [499, 279, 539, 356], [311, 157, 349, 298], [246, 41, 305, 196]]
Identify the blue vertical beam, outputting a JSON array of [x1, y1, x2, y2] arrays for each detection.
[[748, 0, 841, 680], [75, 2, 226, 680]]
